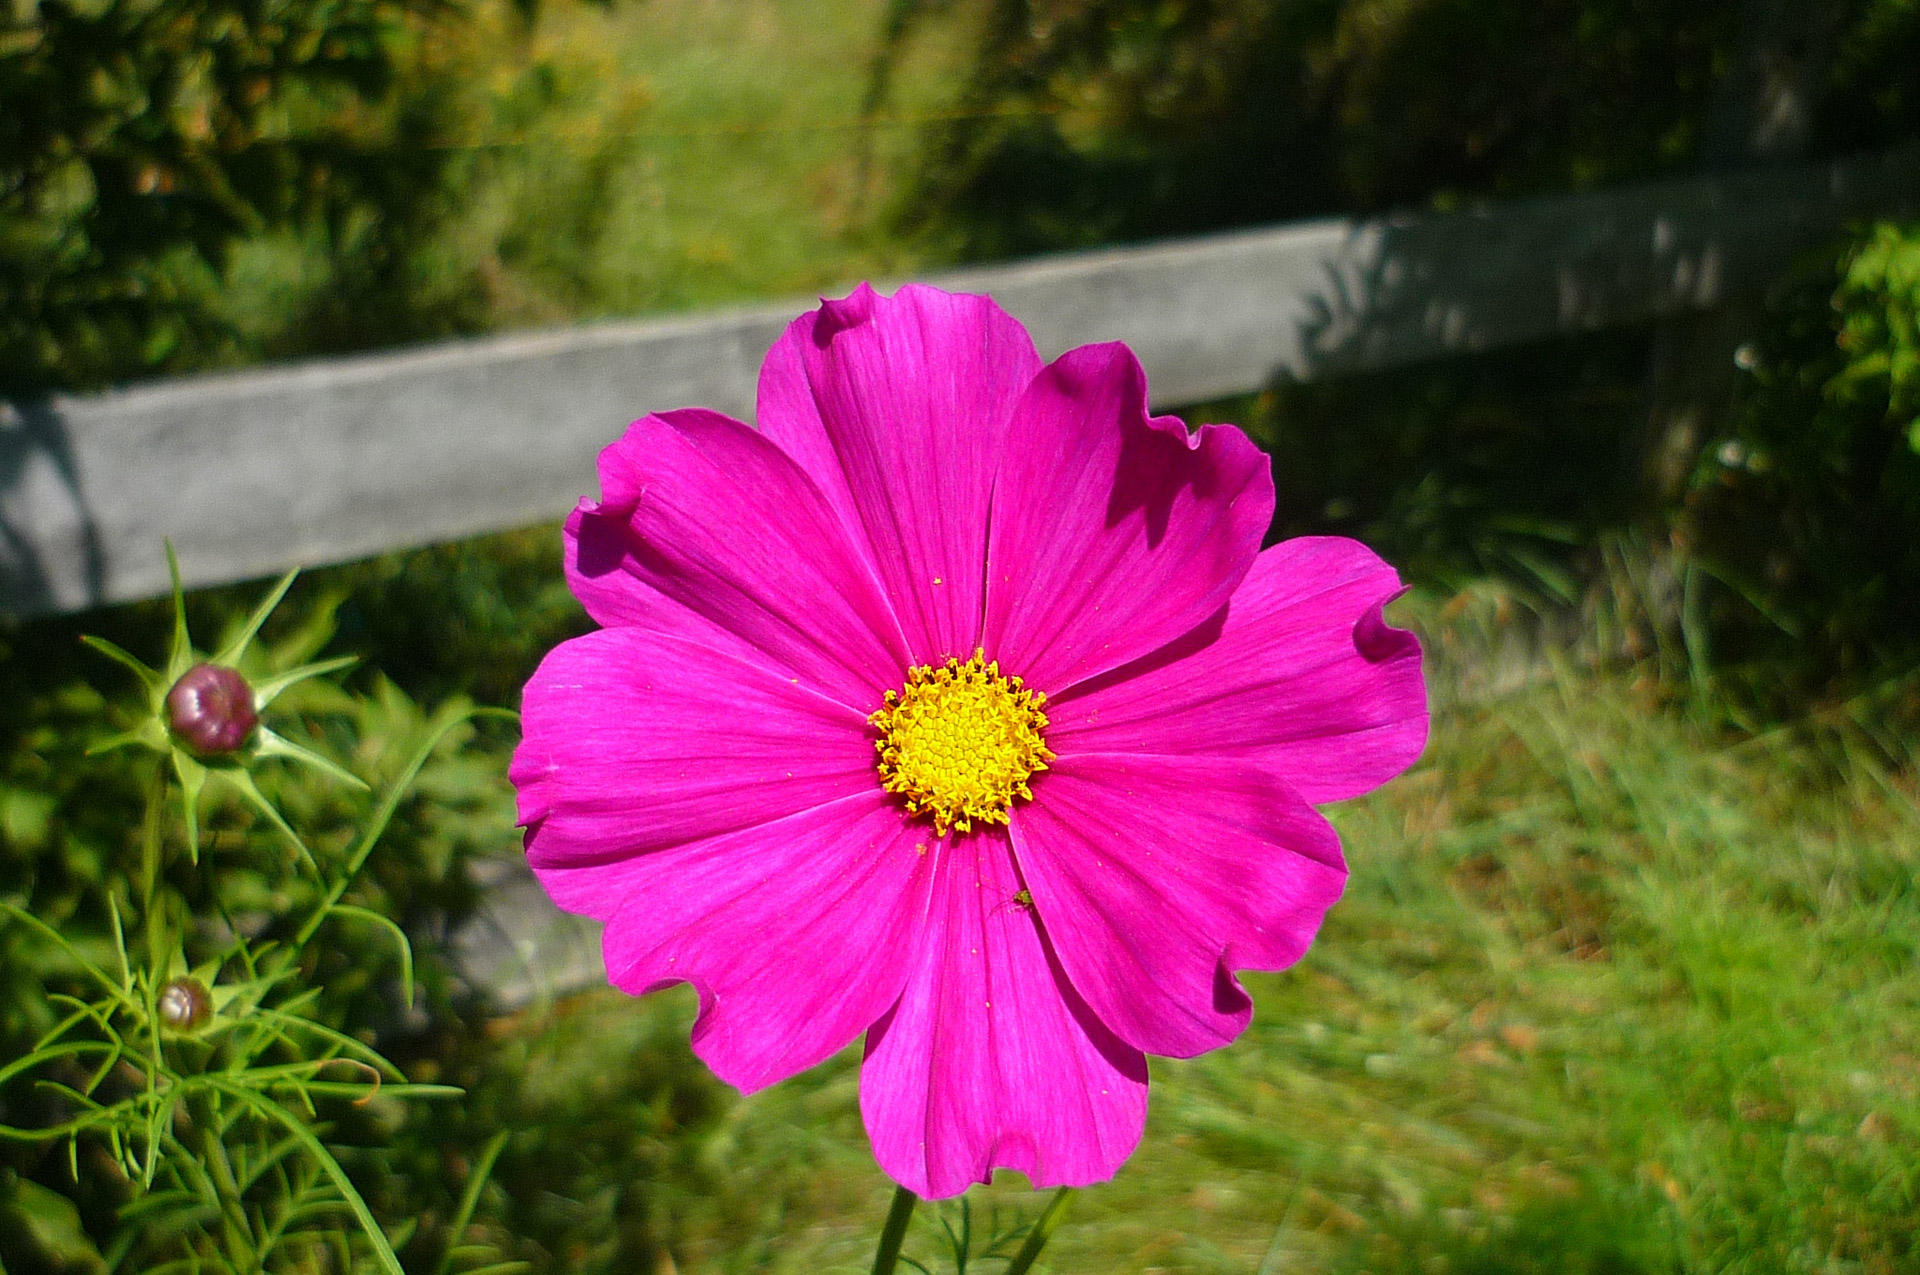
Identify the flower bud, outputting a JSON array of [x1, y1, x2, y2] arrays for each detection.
[[157, 977, 212, 1031], [165, 663, 258, 755]]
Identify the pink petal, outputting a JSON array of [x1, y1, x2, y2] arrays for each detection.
[[765, 284, 1044, 664], [594, 792, 938, 1094], [860, 831, 1149, 1198], [566, 407, 910, 709], [562, 503, 768, 666], [1009, 753, 1346, 1058], [1049, 538, 1429, 803], [756, 307, 865, 545], [983, 343, 1273, 694], [511, 625, 876, 886]]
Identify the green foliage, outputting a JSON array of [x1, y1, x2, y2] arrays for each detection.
[[0, 536, 739, 1274], [0, 0, 976, 386], [1835, 220, 1920, 448], [0, 563, 521, 1273], [871, 0, 1919, 257], [878, 1189, 1069, 1275], [0, 0, 463, 392], [0, 568, 497, 1038], [1687, 219, 1920, 680], [324, 526, 586, 710]]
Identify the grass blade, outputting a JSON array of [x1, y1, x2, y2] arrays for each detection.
[[433, 1131, 512, 1275]]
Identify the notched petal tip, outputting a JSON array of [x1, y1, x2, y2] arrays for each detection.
[[589, 419, 660, 515], [1354, 588, 1421, 665], [610, 961, 753, 1092], [813, 282, 880, 344], [1212, 961, 1255, 1019], [1157, 413, 1203, 450], [566, 502, 630, 583], [507, 756, 553, 831], [809, 280, 1026, 356]]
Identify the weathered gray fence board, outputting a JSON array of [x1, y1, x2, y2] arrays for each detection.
[[4, 146, 1915, 618]]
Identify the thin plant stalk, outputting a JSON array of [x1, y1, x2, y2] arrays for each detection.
[[291, 704, 514, 952], [187, 1090, 258, 1270], [1004, 1187, 1074, 1275], [140, 762, 168, 976], [870, 1184, 917, 1275]]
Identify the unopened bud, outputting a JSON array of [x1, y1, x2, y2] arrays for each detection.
[[158, 977, 212, 1031], [166, 663, 258, 754]]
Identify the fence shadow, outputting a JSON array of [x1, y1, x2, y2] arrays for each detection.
[[1, 397, 105, 617]]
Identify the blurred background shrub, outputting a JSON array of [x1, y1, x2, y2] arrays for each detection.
[[1685, 220, 1920, 683], [1227, 218, 1920, 688], [867, 0, 1919, 255], [0, 0, 479, 393]]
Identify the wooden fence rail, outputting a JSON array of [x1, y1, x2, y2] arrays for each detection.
[[3, 146, 1916, 621]]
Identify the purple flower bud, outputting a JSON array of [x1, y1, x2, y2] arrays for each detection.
[[166, 663, 259, 755], [158, 977, 212, 1031]]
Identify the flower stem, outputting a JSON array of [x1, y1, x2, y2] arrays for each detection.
[[1005, 1187, 1075, 1275], [187, 1091, 258, 1270], [869, 1184, 917, 1275], [140, 762, 168, 976]]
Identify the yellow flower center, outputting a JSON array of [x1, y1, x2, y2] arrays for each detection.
[[869, 650, 1054, 835]]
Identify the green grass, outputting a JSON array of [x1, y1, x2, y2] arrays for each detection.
[[451, 598, 1920, 1274]]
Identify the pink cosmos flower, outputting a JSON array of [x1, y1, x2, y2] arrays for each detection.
[[509, 283, 1428, 1198]]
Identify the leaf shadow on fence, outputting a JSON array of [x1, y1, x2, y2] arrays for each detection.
[[1276, 173, 1783, 385], [1231, 158, 1918, 613]]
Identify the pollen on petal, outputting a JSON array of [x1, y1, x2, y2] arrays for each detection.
[[868, 650, 1053, 835]]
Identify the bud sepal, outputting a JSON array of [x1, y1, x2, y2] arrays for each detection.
[[82, 545, 366, 866]]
